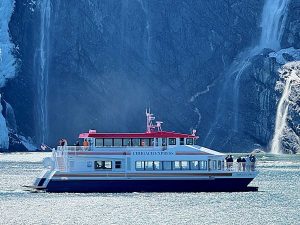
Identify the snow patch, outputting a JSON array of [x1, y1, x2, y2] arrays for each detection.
[[18, 135, 37, 151], [269, 47, 300, 64]]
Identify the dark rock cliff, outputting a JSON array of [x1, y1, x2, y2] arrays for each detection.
[[3, 0, 300, 153]]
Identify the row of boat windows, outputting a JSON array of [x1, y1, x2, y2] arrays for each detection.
[[135, 160, 222, 171], [93, 160, 224, 171], [95, 138, 195, 147]]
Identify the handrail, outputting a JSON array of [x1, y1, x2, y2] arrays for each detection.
[[56, 145, 162, 152], [225, 162, 256, 172], [57, 146, 92, 151]]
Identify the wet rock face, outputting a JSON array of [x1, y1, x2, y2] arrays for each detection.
[[4, 0, 300, 153], [274, 62, 300, 154], [7, 0, 263, 148], [282, 0, 300, 49]]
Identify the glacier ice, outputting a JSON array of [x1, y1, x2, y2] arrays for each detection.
[[0, 0, 16, 87], [0, 0, 16, 150]]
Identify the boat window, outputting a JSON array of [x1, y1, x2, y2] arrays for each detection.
[[180, 138, 184, 145], [190, 161, 199, 170], [211, 160, 217, 170], [103, 139, 113, 146], [168, 138, 176, 145], [218, 160, 222, 170], [141, 138, 150, 146], [173, 161, 181, 170], [95, 138, 104, 147], [114, 139, 122, 147], [135, 161, 144, 170], [123, 138, 131, 146], [162, 138, 167, 146], [186, 138, 193, 145], [115, 161, 122, 169], [153, 161, 162, 170], [162, 161, 172, 170], [155, 138, 159, 146], [94, 161, 112, 170], [181, 161, 190, 170], [149, 138, 154, 146], [199, 160, 208, 170], [145, 161, 153, 170], [132, 138, 140, 146]]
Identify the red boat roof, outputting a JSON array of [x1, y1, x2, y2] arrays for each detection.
[[79, 131, 198, 139]]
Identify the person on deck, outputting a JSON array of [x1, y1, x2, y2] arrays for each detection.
[[83, 139, 89, 150], [241, 157, 246, 171]]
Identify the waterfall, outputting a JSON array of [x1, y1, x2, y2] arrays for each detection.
[[138, 0, 151, 61], [38, 0, 51, 144], [204, 0, 291, 147], [4, 100, 17, 130], [271, 63, 300, 154], [259, 0, 290, 50], [233, 0, 290, 128]]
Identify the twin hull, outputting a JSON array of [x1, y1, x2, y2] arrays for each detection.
[[34, 170, 258, 193]]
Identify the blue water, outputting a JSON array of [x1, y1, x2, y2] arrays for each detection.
[[0, 153, 299, 225]]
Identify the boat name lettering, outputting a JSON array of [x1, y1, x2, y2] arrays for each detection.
[[133, 151, 175, 155]]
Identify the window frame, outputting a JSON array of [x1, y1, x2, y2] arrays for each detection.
[[103, 138, 113, 147], [173, 161, 181, 170], [123, 138, 131, 146], [131, 138, 140, 146], [186, 138, 194, 145], [162, 161, 173, 170], [144, 161, 154, 170], [168, 138, 176, 145], [135, 161, 144, 171], [180, 138, 184, 145], [113, 138, 122, 147], [181, 161, 190, 170], [115, 160, 122, 169], [94, 161, 112, 170], [95, 138, 104, 147]]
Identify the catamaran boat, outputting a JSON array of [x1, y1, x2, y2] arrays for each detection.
[[33, 110, 258, 192]]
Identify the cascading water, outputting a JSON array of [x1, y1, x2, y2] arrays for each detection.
[[233, 0, 290, 129], [138, 0, 151, 61], [259, 0, 290, 50], [271, 63, 300, 154], [204, 0, 291, 147], [4, 100, 17, 131], [38, 0, 51, 144]]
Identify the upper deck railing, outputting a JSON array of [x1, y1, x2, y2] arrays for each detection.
[[56, 145, 169, 152]]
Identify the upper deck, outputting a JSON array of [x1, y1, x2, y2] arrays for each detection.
[[74, 130, 199, 151], [56, 110, 219, 157]]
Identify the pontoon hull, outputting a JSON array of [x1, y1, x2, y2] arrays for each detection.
[[43, 178, 257, 192]]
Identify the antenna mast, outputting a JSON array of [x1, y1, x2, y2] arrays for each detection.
[[146, 108, 163, 133]]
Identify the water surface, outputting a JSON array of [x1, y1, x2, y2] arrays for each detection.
[[0, 153, 299, 225]]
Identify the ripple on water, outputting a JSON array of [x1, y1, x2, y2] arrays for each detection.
[[0, 153, 299, 225]]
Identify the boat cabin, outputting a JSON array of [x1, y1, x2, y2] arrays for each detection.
[[78, 130, 198, 150]]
